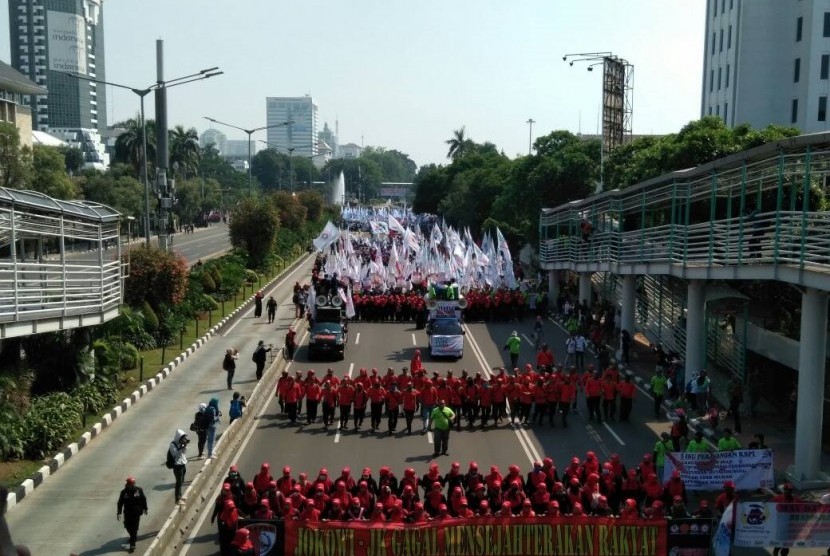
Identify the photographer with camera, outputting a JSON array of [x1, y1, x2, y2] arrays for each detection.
[[168, 430, 190, 503]]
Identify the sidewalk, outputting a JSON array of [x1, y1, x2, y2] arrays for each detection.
[[4, 253, 313, 555], [615, 330, 830, 498]]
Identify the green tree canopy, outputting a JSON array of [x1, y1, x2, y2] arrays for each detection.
[[30, 146, 79, 199], [228, 197, 281, 267], [0, 122, 31, 189]]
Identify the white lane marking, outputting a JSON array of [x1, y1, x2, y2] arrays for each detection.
[[355, 333, 360, 345], [178, 331, 302, 556], [334, 363, 356, 444], [463, 324, 542, 464], [521, 333, 534, 345], [427, 431, 434, 444], [603, 422, 626, 446], [223, 256, 309, 336], [412, 333, 417, 346]]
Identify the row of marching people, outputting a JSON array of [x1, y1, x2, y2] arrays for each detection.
[[273, 361, 637, 432], [210, 454, 731, 553]]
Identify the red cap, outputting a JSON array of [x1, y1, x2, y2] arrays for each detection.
[[469, 461, 478, 470], [229, 465, 238, 472], [724, 480, 736, 488], [125, 476, 136, 485], [362, 467, 371, 475], [283, 466, 291, 475], [452, 462, 460, 469], [672, 470, 681, 478], [380, 466, 390, 475]]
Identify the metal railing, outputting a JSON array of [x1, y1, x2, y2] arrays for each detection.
[[0, 259, 121, 321]]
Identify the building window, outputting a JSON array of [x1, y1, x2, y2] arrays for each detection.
[[794, 58, 801, 83], [718, 67, 723, 89], [726, 64, 730, 87], [719, 29, 724, 52], [712, 33, 716, 55], [823, 55, 830, 79], [721, 0, 725, 14], [797, 17, 803, 42], [728, 25, 732, 49], [714, 0, 718, 18], [825, 13, 830, 37], [717, 105, 721, 116], [710, 69, 714, 92], [730, 0, 733, 8], [709, 106, 713, 116], [792, 98, 799, 123], [724, 103, 729, 123], [820, 97, 827, 122]]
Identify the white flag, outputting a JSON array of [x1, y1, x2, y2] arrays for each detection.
[[388, 214, 405, 235], [712, 502, 734, 556], [313, 221, 340, 252]]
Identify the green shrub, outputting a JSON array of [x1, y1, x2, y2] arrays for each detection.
[[92, 339, 120, 373], [0, 410, 25, 460], [210, 266, 223, 290], [72, 377, 118, 415], [121, 343, 139, 370], [141, 301, 159, 332], [201, 272, 216, 293], [201, 294, 219, 312], [23, 392, 83, 459], [245, 269, 259, 284]]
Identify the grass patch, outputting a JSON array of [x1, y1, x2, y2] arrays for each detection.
[[0, 460, 44, 490]]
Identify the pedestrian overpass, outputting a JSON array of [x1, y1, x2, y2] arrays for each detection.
[[0, 188, 122, 339], [538, 132, 830, 487]]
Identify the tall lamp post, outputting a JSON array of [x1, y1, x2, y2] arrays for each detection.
[[65, 67, 222, 246], [202, 117, 293, 195]]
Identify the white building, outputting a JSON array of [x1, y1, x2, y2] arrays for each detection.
[[200, 128, 227, 154], [702, 0, 830, 132], [224, 139, 257, 159], [338, 142, 362, 159], [265, 96, 318, 157]]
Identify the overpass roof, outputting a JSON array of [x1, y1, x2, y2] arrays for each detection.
[[0, 188, 120, 222]]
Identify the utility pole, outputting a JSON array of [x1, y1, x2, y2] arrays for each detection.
[[155, 39, 173, 251], [526, 118, 536, 155]]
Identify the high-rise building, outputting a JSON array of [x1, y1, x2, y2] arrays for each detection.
[[9, 0, 106, 133], [701, 0, 830, 132], [265, 96, 318, 157], [200, 128, 227, 154], [318, 121, 337, 158]]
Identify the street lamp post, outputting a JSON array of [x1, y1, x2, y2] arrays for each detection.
[[202, 117, 293, 195], [64, 65, 222, 247]]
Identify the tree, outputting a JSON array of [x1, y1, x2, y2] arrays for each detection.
[[199, 144, 248, 193], [297, 190, 324, 222], [445, 126, 474, 160], [124, 245, 189, 310], [113, 116, 156, 179], [0, 122, 31, 189], [361, 147, 417, 182], [269, 190, 307, 231], [228, 197, 281, 267], [63, 147, 84, 175], [29, 146, 79, 199], [79, 166, 144, 218], [169, 125, 201, 181], [252, 148, 289, 191], [321, 158, 383, 201], [411, 164, 448, 214]]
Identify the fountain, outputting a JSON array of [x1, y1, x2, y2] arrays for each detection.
[[331, 170, 346, 205]]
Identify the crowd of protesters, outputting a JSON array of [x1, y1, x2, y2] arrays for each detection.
[[209, 456, 743, 553]]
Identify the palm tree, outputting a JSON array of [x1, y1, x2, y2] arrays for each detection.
[[113, 116, 156, 179], [445, 126, 473, 160], [169, 126, 201, 181]]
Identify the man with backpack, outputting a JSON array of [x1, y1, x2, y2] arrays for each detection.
[[252, 340, 271, 381], [191, 402, 210, 458], [167, 429, 190, 503], [229, 393, 246, 424]]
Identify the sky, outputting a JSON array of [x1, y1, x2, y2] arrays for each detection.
[[1, 1, 705, 168]]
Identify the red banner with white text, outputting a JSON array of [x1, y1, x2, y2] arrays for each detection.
[[284, 517, 667, 556]]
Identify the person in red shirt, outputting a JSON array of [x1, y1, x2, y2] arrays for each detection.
[[397, 367, 412, 390], [536, 344, 555, 372], [321, 382, 338, 428], [584, 370, 603, 423], [531, 379, 548, 425], [462, 378, 480, 428], [420, 379, 438, 433], [385, 383, 402, 434], [410, 349, 423, 376], [518, 378, 534, 425], [601, 374, 618, 422], [280, 377, 302, 424], [353, 383, 368, 430], [368, 381, 387, 431], [558, 376, 576, 427], [298, 499, 321, 522], [617, 375, 636, 422], [544, 377, 561, 427], [305, 374, 322, 425], [479, 381, 493, 428], [491, 379, 506, 424], [402, 384, 419, 435], [715, 481, 737, 518], [337, 378, 355, 430]]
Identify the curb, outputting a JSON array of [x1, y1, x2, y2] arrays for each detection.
[[5, 253, 312, 511], [145, 319, 309, 556]]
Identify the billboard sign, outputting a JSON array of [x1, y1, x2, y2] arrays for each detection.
[[48, 11, 87, 74]]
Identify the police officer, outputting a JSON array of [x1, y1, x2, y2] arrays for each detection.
[[116, 476, 148, 553]]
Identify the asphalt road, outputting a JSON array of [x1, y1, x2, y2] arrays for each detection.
[[179, 313, 666, 556], [5, 252, 315, 556], [133, 224, 232, 265]]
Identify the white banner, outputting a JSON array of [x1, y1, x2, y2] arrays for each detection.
[[735, 502, 830, 548], [430, 301, 461, 319], [48, 11, 87, 74], [663, 449, 774, 490]]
